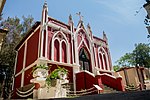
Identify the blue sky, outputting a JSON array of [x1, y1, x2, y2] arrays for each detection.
[[3, 0, 149, 65]]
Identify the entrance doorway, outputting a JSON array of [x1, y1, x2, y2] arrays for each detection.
[[79, 48, 90, 72]]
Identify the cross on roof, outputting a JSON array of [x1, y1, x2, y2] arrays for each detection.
[[76, 12, 83, 21]]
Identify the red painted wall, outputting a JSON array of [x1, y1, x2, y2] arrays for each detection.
[[24, 67, 33, 86], [13, 74, 22, 98], [76, 71, 103, 92], [98, 74, 125, 91], [25, 28, 40, 67], [16, 44, 25, 74]]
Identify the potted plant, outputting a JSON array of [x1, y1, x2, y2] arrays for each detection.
[[46, 66, 68, 87], [31, 64, 51, 89], [32, 64, 50, 78]]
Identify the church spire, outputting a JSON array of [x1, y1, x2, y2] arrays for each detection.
[[87, 23, 93, 39], [103, 31, 108, 41], [68, 14, 74, 32], [41, 0, 48, 24], [68, 14, 73, 24]]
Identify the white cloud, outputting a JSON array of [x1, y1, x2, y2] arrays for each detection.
[[95, 0, 144, 23]]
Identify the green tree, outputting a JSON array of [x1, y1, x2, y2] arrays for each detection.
[[22, 15, 34, 37], [116, 53, 135, 67], [113, 65, 120, 72], [116, 43, 150, 68], [133, 43, 150, 68], [0, 16, 34, 98]]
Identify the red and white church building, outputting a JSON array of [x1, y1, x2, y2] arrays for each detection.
[[13, 2, 124, 98]]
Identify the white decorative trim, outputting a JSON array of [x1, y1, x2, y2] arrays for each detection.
[[45, 6, 48, 58], [77, 36, 90, 54], [40, 27, 44, 57], [74, 37, 79, 65], [12, 51, 18, 90], [95, 67, 113, 73], [16, 91, 33, 98], [76, 70, 95, 77], [74, 28, 91, 43], [60, 40, 62, 62], [21, 41, 27, 87], [16, 85, 35, 94], [71, 35, 74, 64], [38, 25, 42, 58], [90, 43, 95, 74], [99, 73, 116, 79], [47, 22, 70, 33], [47, 60, 79, 68], [93, 85, 103, 91], [15, 60, 38, 77]]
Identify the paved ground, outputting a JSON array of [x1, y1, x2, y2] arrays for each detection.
[[54, 90, 150, 100]]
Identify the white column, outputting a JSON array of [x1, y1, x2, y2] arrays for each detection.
[[60, 41, 62, 62], [74, 36, 79, 65], [71, 36, 75, 64], [12, 51, 18, 90], [89, 42, 95, 73], [21, 42, 27, 87], [45, 19, 48, 58]]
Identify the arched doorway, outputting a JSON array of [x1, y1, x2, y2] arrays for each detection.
[[79, 48, 90, 71]]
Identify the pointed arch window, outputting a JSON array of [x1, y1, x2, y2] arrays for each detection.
[[79, 48, 90, 71], [98, 47, 109, 70], [51, 31, 69, 63], [54, 39, 59, 61]]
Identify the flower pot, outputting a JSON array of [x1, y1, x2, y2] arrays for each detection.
[[51, 79, 57, 87], [35, 83, 40, 89]]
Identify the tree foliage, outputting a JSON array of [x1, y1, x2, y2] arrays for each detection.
[[0, 15, 34, 68], [0, 16, 34, 98], [116, 43, 150, 68], [113, 65, 120, 72]]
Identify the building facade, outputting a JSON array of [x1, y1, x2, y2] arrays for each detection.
[[13, 3, 124, 98]]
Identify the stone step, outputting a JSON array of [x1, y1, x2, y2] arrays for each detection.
[[103, 84, 118, 94]]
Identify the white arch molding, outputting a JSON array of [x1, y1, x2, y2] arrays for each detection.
[[98, 47, 110, 71], [51, 31, 70, 63]]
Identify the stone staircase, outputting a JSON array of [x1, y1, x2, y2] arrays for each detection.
[[103, 85, 118, 94]]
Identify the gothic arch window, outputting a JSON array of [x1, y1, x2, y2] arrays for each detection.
[[98, 47, 109, 70], [51, 31, 69, 63], [62, 41, 67, 63], [79, 48, 90, 71], [54, 39, 59, 61]]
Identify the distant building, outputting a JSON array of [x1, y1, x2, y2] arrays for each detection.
[[116, 67, 150, 90], [13, 2, 124, 99]]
